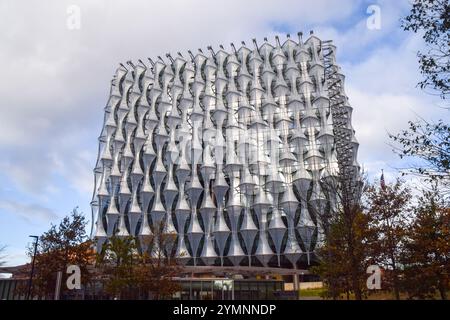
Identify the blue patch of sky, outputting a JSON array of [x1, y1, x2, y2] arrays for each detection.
[[268, 2, 413, 65]]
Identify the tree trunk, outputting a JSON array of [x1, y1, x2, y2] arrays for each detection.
[[392, 273, 400, 300], [352, 277, 362, 300], [438, 276, 448, 300], [391, 253, 400, 300], [348, 231, 362, 300]]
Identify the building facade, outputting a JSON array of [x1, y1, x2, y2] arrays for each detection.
[[90, 33, 360, 271]]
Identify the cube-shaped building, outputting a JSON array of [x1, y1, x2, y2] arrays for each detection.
[[90, 33, 360, 271]]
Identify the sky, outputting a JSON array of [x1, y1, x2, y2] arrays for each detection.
[[0, 0, 448, 267]]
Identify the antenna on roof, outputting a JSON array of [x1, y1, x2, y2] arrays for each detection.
[[298, 31, 303, 43], [147, 58, 155, 67], [241, 41, 246, 46], [219, 44, 224, 50], [252, 38, 260, 54], [166, 53, 174, 63], [275, 35, 281, 46], [187, 50, 195, 61], [286, 33, 290, 39], [310, 30, 314, 35], [207, 45, 215, 56], [198, 48, 204, 54], [230, 43, 237, 55]]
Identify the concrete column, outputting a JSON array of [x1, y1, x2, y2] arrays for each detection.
[[293, 273, 299, 291]]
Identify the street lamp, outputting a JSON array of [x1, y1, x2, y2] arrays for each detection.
[[27, 235, 38, 300]]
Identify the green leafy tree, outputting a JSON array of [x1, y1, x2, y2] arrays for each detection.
[[96, 236, 139, 299], [96, 220, 181, 300]]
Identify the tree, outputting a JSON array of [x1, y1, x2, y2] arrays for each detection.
[[135, 221, 181, 300], [96, 220, 181, 300], [389, 119, 450, 195], [312, 176, 375, 300], [366, 179, 412, 300], [391, 1, 449, 197], [401, 187, 450, 300], [313, 207, 374, 300], [402, 0, 450, 99], [26, 208, 94, 299], [95, 236, 139, 299]]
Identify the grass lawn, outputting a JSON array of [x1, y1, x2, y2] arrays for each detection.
[[299, 288, 324, 297], [298, 288, 450, 300]]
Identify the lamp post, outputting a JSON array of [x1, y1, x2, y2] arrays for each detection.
[[27, 235, 38, 300]]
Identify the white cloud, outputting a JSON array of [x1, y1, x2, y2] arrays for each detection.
[[0, 246, 30, 268], [0, 0, 447, 224], [344, 33, 448, 183], [0, 0, 359, 200], [309, 3, 449, 184], [0, 199, 59, 223]]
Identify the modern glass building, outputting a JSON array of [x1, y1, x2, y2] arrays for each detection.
[[90, 32, 360, 272], [172, 278, 284, 300], [0, 277, 283, 300]]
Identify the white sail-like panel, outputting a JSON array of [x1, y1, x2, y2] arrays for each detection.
[[92, 34, 360, 270]]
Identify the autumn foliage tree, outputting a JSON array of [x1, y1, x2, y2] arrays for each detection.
[[312, 175, 377, 300], [26, 208, 94, 299], [401, 188, 450, 300], [366, 179, 412, 300], [313, 206, 374, 300]]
